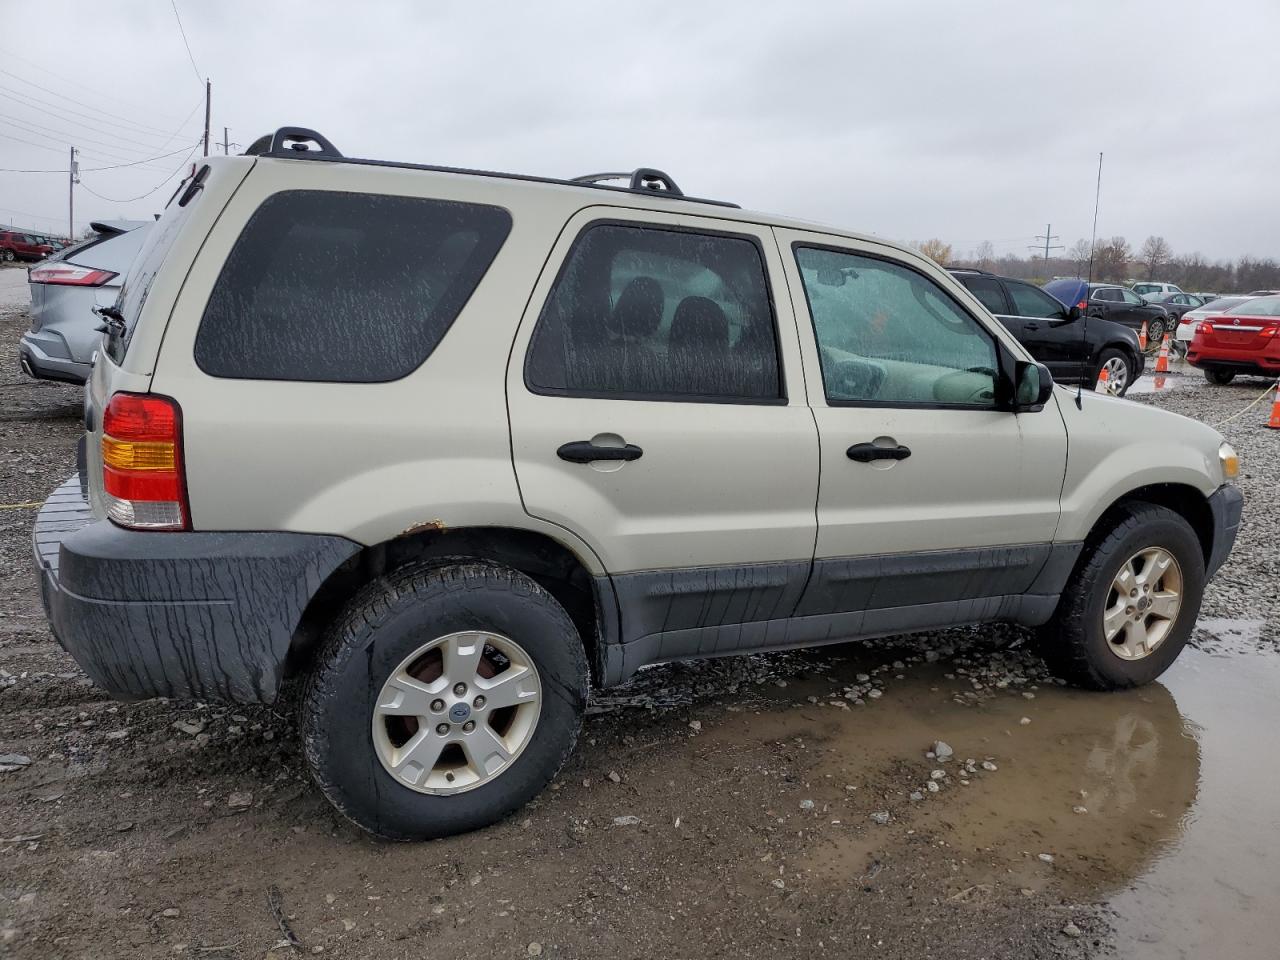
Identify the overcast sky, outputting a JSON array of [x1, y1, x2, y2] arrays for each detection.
[[1, 0, 1276, 261]]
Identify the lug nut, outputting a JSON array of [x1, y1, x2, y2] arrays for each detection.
[[430, 699, 445, 713], [462, 720, 476, 733], [436, 723, 450, 735], [473, 695, 486, 709], [453, 682, 468, 696], [1130, 589, 1138, 598]]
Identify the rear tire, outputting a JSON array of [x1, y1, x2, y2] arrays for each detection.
[[1146, 317, 1167, 345], [1037, 503, 1204, 690], [1, 249, 15, 262], [1204, 368, 1235, 385], [301, 561, 588, 840]]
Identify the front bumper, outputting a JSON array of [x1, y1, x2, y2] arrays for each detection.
[[34, 475, 360, 703], [19, 334, 92, 384], [1205, 483, 1244, 580]]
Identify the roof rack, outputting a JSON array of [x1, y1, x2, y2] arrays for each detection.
[[240, 127, 736, 208], [571, 169, 684, 197], [243, 127, 343, 159]]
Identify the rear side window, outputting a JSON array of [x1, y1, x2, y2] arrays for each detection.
[[959, 276, 1008, 314], [195, 190, 511, 382], [525, 223, 782, 402]]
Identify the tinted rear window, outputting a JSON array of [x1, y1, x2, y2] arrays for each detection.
[[194, 190, 511, 382]]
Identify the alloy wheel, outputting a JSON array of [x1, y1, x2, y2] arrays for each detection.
[[1101, 356, 1129, 394], [371, 630, 542, 794], [1101, 547, 1183, 660]]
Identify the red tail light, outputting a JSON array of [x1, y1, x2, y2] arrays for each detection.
[[1076, 299, 1088, 311], [29, 263, 118, 286], [101, 393, 188, 530]]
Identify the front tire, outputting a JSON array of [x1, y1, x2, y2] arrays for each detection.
[[301, 561, 588, 840], [1204, 368, 1235, 385], [1146, 316, 1167, 346], [1037, 503, 1204, 690], [1094, 348, 1133, 396]]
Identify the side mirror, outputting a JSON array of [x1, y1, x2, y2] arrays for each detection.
[[1049, 304, 1082, 327], [1014, 361, 1054, 411]]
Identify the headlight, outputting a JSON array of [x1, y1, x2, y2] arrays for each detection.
[[1219, 442, 1240, 480]]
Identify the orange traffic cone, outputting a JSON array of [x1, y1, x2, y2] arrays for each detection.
[[1154, 333, 1171, 373], [1095, 364, 1110, 393], [1139, 320, 1149, 351], [1266, 381, 1280, 430]]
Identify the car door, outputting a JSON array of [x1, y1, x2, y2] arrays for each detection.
[[774, 229, 1067, 632], [1003, 279, 1083, 378], [507, 208, 820, 656]]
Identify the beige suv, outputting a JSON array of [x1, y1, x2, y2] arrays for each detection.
[[33, 127, 1243, 840]]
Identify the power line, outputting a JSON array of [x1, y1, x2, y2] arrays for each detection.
[[79, 144, 200, 203], [0, 66, 184, 138], [0, 141, 202, 174], [0, 110, 193, 159], [170, 0, 204, 85], [0, 82, 201, 149]]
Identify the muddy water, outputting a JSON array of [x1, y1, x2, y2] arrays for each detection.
[[696, 629, 1280, 955]]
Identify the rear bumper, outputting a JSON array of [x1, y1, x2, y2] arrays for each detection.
[[1206, 484, 1243, 580], [34, 475, 360, 703], [1187, 340, 1280, 375], [19, 334, 92, 384]]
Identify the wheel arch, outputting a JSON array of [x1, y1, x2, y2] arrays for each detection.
[[285, 525, 614, 686], [1088, 483, 1214, 568]]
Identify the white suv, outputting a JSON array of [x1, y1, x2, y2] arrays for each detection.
[[33, 128, 1243, 840]]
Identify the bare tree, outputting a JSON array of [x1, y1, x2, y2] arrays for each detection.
[[1139, 236, 1173, 280], [1068, 239, 1091, 277], [974, 240, 995, 269], [1093, 236, 1132, 282], [913, 238, 953, 265]]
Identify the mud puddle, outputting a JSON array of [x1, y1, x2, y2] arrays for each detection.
[[693, 625, 1279, 955]]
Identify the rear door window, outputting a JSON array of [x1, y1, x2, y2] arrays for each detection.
[[960, 276, 1009, 314], [194, 190, 511, 382], [525, 222, 783, 402], [1007, 281, 1066, 318]]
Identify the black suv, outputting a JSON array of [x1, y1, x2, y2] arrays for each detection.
[[950, 270, 1145, 395], [1086, 284, 1173, 343]]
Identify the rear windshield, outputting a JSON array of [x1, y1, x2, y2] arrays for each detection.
[[194, 190, 511, 383], [1226, 295, 1280, 317], [106, 168, 208, 363]]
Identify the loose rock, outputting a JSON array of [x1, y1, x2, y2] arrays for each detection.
[[932, 741, 954, 760]]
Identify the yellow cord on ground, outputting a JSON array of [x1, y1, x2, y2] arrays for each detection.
[[0, 502, 42, 510], [1211, 378, 1279, 428]]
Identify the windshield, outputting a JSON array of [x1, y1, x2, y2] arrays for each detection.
[[1195, 297, 1247, 314], [1226, 295, 1280, 317]]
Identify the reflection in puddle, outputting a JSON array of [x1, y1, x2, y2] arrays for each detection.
[[673, 624, 1277, 956], [1107, 638, 1280, 959]]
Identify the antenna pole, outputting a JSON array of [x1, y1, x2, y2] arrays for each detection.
[[202, 78, 211, 157], [1087, 152, 1103, 283]]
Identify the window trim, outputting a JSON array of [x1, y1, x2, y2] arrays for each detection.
[[522, 218, 789, 406], [791, 241, 1012, 411], [192, 188, 513, 384]]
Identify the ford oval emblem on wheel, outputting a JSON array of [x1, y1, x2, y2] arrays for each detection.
[[449, 702, 471, 723]]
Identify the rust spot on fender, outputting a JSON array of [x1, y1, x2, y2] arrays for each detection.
[[399, 519, 447, 538]]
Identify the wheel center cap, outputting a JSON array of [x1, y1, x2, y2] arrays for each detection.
[[449, 703, 471, 723], [1137, 597, 1152, 612]]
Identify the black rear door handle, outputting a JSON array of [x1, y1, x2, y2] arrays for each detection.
[[557, 441, 644, 463], [847, 442, 911, 462]]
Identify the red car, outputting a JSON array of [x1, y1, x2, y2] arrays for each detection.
[[1187, 295, 1280, 384], [0, 231, 55, 263]]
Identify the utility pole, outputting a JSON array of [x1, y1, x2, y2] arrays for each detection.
[[67, 146, 79, 241], [1029, 223, 1064, 274], [202, 78, 211, 157]]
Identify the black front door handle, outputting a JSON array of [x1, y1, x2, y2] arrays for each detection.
[[557, 441, 644, 464], [847, 442, 912, 462]]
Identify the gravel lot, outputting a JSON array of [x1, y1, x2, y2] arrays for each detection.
[[0, 264, 1275, 959]]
